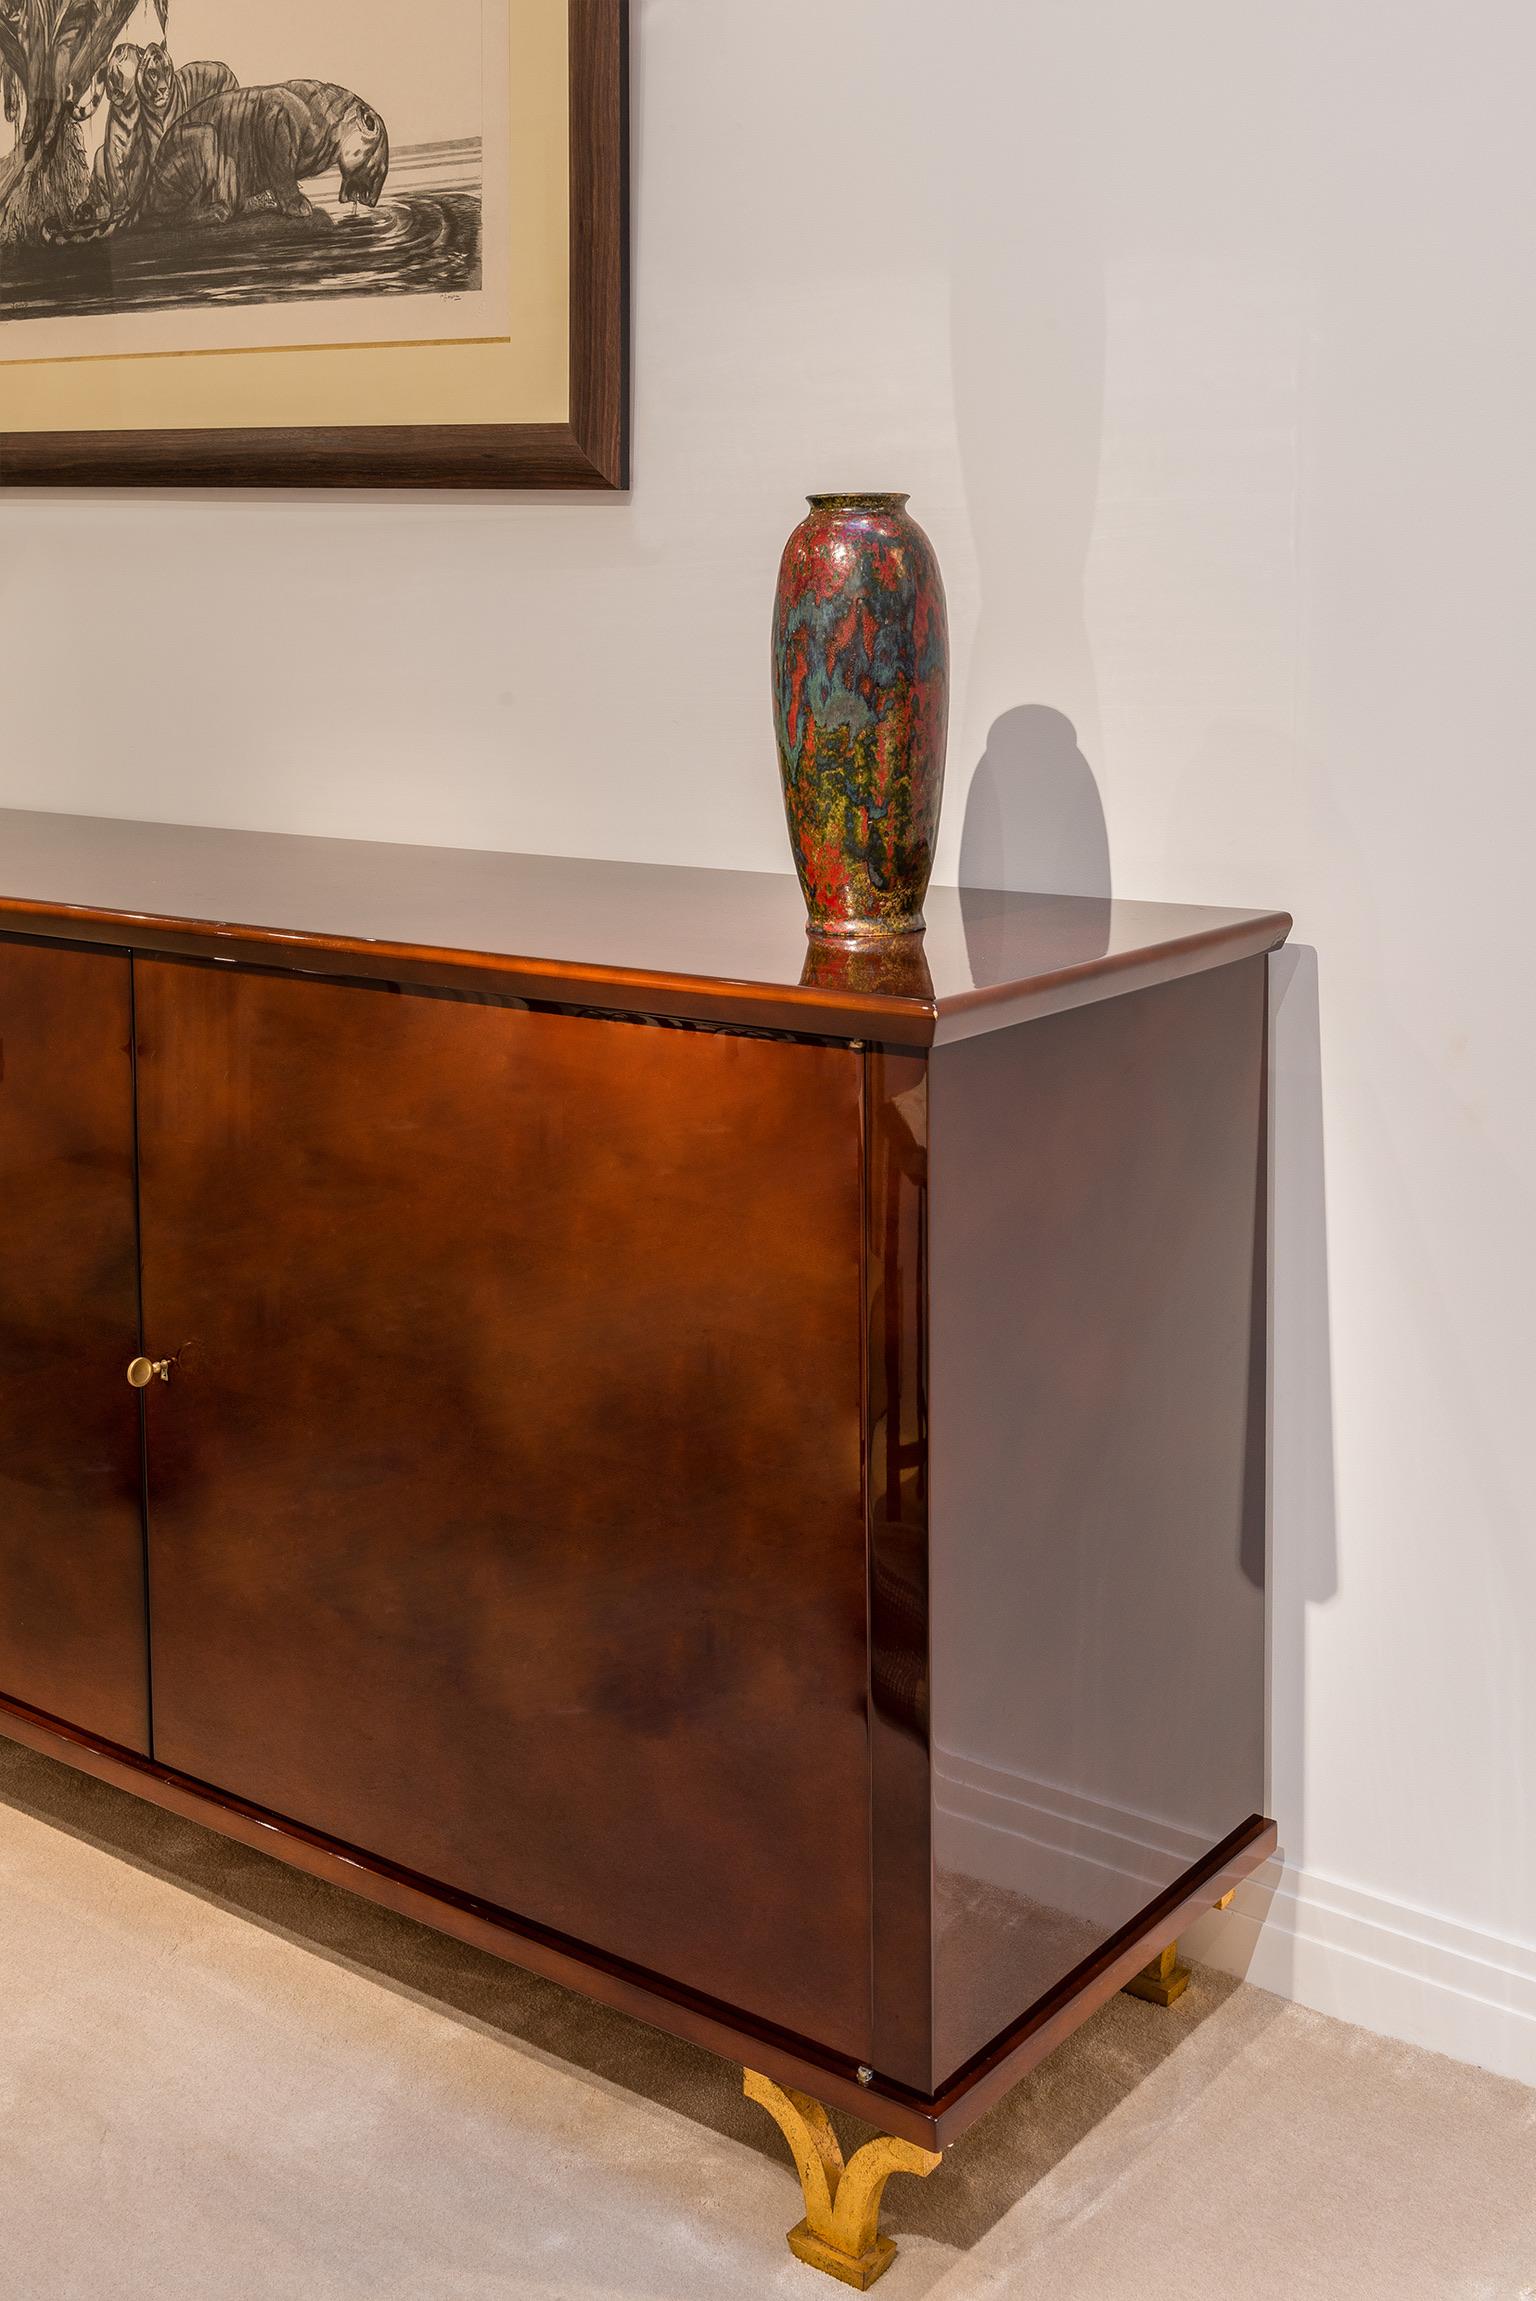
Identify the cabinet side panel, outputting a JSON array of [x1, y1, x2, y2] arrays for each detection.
[[136, 966, 872, 2059], [0, 940, 148, 1751], [865, 1049, 934, 2090], [929, 959, 1267, 2083]]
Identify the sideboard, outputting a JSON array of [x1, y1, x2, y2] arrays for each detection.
[[0, 809, 1288, 2287]]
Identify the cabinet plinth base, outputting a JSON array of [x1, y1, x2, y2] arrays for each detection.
[[744, 2069, 941, 2288], [1123, 1940, 1190, 2006]]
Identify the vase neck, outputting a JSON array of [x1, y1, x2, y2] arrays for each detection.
[[806, 493, 910, 513]]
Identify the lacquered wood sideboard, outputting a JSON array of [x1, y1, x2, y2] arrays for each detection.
[[0, 809, 1288, 2289]]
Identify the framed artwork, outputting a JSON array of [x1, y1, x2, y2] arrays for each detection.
[[0, 0, 628, 487]]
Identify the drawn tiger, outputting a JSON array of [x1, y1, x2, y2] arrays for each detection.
[[50, 45, 241, 239], [143, 80, 389, 226], [70, 41, 141, 126], [137, 43, 239, 161], [73, 43, 148, 224]]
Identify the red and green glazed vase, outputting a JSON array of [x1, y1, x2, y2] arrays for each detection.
[[772, 493, 949, 941]]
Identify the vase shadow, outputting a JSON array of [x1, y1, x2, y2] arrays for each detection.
[[957, 705, 1112, 900], [952, 706, 1112, 984]]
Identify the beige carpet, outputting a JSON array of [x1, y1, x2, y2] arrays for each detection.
[[0, 1739, 1531, 2300]]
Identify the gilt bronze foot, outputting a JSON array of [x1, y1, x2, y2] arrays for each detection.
[[1122, 1939, 1191, 2005], [744, 2068, 941, 2289], [1124, 1890, 1238, 2006]]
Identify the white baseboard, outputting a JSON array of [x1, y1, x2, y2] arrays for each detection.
[[1183, 1864, 1536, 2090], [935, 1752, 1536, 2091]]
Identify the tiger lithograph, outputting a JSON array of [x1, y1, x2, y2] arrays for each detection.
[[0, 0, 511, 361]]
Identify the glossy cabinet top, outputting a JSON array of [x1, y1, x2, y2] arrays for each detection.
[[0, 808, 1290, 1047]]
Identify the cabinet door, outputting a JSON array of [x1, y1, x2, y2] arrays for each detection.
[[136, 962, 871, 2056], [0, 940, 148, 1751]]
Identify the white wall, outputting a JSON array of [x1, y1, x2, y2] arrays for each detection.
[[3, 0, 1534, 2083]]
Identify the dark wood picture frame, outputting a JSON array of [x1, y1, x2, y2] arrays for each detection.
[[0, 0, 630, 491]]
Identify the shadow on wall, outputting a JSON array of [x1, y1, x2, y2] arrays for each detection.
[[957, 706, 1112, 899], [1266, 944, 1340, 1926]]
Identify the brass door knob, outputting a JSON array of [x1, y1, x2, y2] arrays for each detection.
[[127, 1356, 173, 1389]]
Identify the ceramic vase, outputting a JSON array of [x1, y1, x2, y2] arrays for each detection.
[[772, 493, 949, 941]]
